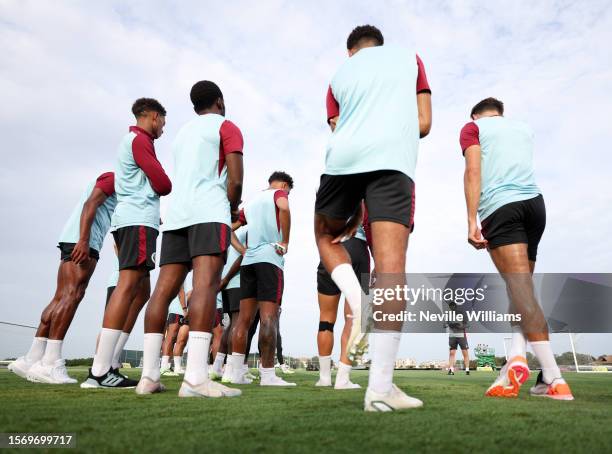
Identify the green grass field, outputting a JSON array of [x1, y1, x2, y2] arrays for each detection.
[[1, 367, 611, 453]]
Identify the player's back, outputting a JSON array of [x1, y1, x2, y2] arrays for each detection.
[[59, 174, 117, 251], [326, 45, 420, 178], [242, 189, 285, 269], [163, 114, 231, 231], [476, 116, 540, 219]]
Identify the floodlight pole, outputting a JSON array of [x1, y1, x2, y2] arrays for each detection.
[[568, 332, 580, 373]]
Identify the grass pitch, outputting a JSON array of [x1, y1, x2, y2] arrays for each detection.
[[1, 368, 611, 453]]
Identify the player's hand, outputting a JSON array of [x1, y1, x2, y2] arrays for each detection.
[[71, 240, 90, 265], [467, 220, 487, 250], [275, 242, 288, 256]]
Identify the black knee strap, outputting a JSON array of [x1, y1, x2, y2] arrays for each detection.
[[319, 321, 334, 332]]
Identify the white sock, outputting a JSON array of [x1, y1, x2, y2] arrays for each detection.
[[230, 353, 245, 381], [508, 325, 527, 359], [161, 355, 170, 370], [213, 353, 226, 374], [111, 332, 129, 369], [465, 365, 470, 371], [184, 331, 211, 385], [530, 340, 563, 383], [142, 333, 164, 382], [368, 332, 401, 394], [25, 337, 47, 362], [330, 263, 364, 316], [92, 328, 122, 376], [174, 355, 183, 371], [259, 366, 276, 382], [336, 361, 352, 384], [42, 339, 62, 366], [319, 355, 331, 382]]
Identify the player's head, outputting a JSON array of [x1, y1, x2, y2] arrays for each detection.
[[470, 97, 504, 120], [190, 81, 225, 116], [132, 98, 167, 139], [347, 25, 384, 57], [268, 171, 294, 193]]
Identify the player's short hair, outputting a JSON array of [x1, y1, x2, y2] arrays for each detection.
[[268, 171, 294, 189], [190, 80, 223, 113], [470, 97, 504, 118], [131, 98, 166, 118], [346, 25, 384, 50]]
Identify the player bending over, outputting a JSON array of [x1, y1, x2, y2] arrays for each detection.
[[316, 206, 371, 389], [315, 25, 431, 411], [135, 80, 244, 398], [9, 172, 116, 384], [460, 97, 573, 400], [228, 172, 294, 386]]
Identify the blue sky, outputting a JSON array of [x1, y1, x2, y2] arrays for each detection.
[[1, 0, 611, 361]]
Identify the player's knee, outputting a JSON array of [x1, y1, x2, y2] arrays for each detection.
[[319, 321, 334, 332]]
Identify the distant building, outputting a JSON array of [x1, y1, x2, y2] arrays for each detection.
[[418, 360, 445, 369], [395, 358, 416, 369], [596, 355, 612, 365]]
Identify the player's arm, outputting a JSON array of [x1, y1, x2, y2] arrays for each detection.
[[326, 86, 339, 132], [416, 55, 432, 138], [226, 153, 243, 222], [178, 286, 187, 313], [220, 255, 243, 291], [132, 135, 172, 196], [464, 145, 487, 250], [276, 195, 291, 255], [417, 93, 432, 138], [71, 187, 109, 265], [230, 230, 246, 256], [220, 120, 245, 222], [460, 121, 487, 250]]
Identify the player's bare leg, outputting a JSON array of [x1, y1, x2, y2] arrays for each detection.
[[487, 244, 572, 400], [136, 263, 188, 394], [316, 292, 340, 386], [229, 298, 258, 384], [178, 255, 240, 398], [365, 221, 422, 411], [448, 349, 457, 375], [315, 214, 368, 361], [173, 324, 189, 374], [258, 301, 295, 386], [111, 278, 150, 374], [16, 259, 96, 384]]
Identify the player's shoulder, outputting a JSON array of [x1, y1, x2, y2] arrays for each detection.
[[220, 118, 243, 137], [460, 121, 479, 133], [130, 128, 153, 148]]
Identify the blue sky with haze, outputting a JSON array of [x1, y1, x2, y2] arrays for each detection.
[[1, 0, 610, 361]]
